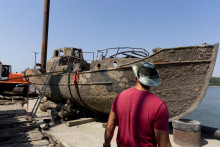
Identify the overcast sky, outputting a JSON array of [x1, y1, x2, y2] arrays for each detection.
[[0, 0, 219, 76]]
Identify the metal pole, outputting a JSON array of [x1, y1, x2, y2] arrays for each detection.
[[27, 82, 29, 115], [41, 0, 50, 69], [32, 52, 39, 69]]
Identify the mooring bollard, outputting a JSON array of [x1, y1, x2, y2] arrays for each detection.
[[172, 119, 201, 147]]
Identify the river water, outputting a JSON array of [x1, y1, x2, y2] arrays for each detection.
[[184, 86, 220, 129]]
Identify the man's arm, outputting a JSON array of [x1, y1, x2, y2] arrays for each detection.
[[104, 111, 117, 147], [154, 129, 172, 147]]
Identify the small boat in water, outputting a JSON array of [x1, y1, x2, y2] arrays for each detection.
[[25, 43, 219, 121]]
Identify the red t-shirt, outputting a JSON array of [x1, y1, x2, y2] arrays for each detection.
[[111, 87, 169, 147]]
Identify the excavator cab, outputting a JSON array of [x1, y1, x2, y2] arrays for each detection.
[[0, 62, 28, 96], [0, 64, 11, 81]]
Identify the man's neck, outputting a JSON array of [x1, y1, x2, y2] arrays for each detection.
[[134, 83, 150, 91]]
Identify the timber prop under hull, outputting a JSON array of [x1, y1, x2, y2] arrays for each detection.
[[25, 43, 219, 121]]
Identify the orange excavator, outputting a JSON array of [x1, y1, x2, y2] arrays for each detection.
[[0, 61, 29, 96]]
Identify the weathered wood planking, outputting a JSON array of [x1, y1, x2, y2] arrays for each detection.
[[0, 102, 53, 146]]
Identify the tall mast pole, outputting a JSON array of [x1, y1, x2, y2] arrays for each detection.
[[41, 0, 50, 69]]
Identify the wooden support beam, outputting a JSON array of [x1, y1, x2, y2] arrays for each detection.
[[65, 118, 95, 127]]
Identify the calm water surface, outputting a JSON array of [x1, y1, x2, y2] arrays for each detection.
[[184, 86, 220, 128]]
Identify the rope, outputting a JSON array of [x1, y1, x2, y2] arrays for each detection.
[[1, 54, 148, 82], [0, 69, 76, 82], [74, 71, 79, 84]]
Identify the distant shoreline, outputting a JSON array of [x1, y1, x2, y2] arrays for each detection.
[[209, 86, 220, 87]]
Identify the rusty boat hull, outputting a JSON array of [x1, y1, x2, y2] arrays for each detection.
[[25, 43, 219, 121]]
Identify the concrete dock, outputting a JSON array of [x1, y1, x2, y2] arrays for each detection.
[[0, 98, 219, 147], [23, 99, 220, 147]]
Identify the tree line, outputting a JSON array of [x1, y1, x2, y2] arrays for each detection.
[[209, 77, 220, 86]]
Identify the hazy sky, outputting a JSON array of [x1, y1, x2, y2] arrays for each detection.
[[0, 0, 219, 76]]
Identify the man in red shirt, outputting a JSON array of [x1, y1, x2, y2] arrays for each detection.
[[104, 61, 171, 147]]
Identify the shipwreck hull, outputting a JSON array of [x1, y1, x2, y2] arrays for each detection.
[[25, 43, 219, 121]]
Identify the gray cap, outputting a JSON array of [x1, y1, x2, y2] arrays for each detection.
[[132, 61, 161, 87]]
